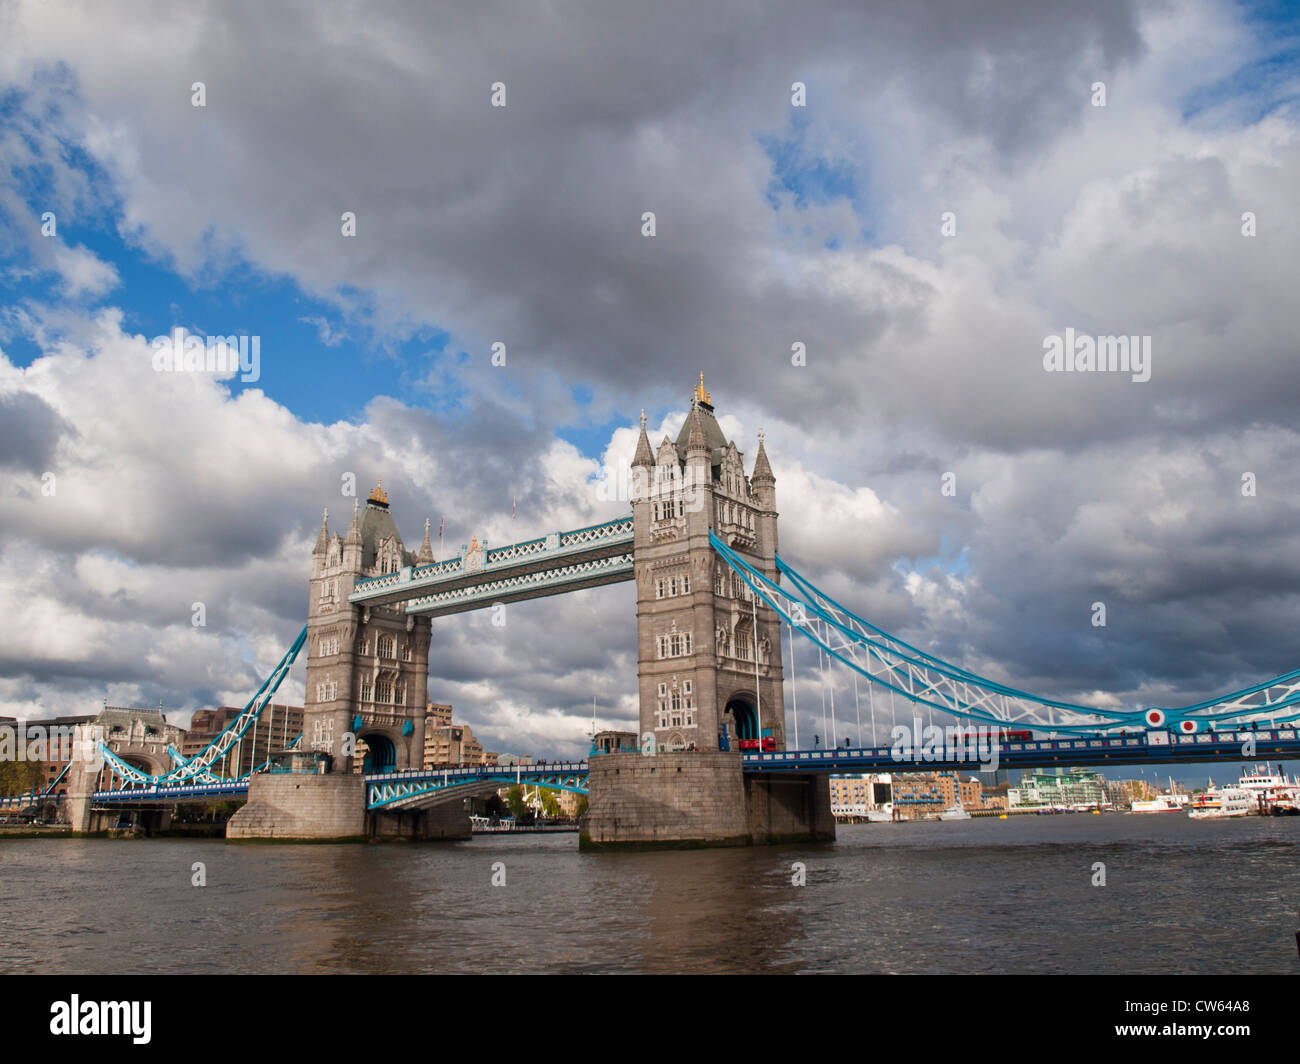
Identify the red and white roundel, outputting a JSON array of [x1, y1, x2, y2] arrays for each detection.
[[1179, 719, 1198, 734], [1144, 708, 1167, 728]]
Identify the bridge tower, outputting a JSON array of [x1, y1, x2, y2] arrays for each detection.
[[303, 482, 432, 773], [630, 375, 785, 752], [230, 483, 465, 840], [582, 377, 832, 850]]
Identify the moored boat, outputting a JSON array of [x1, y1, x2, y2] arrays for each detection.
[[1188, 786, 1253, 819], [1130, 795, 1184, 813]]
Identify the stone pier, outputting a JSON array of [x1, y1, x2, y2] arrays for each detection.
[[745, 772, 835, 845], [580, 751, 834, 850], [225, 771, 471, 842], [227, 773, 367, 841], [367, 802, 471, 841]]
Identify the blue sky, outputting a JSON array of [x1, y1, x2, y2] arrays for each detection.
[[1, 0, 1299, 787]]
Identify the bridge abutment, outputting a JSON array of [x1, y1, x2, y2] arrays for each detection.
[[580, 752, 750, 850], [745, 773, 835, 845], [227, 772, 367, 841], [368, 803, 471, 841], [581, 751, 833, 850]]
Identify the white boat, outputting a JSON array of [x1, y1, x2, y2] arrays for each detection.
[[1235, 765, 1300, 812], [1188, 786, 1254, 819], [1130, 795, 1184, 813], [1130, 776, 1190, 813], [938, 804, 971, 821]]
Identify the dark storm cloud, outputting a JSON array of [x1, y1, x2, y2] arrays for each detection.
[[7, 0, 1150, 437], [0, 390, 68, 472], [3, 0, 1299, 743]]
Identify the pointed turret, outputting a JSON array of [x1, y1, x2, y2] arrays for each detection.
[[417, 518, 434, 565], [752, 430, 775, 486], [344, 497, 362, 545], [313, 508, 330, 554], [632, 408, 654, 468], [686, 399, 708, 458]]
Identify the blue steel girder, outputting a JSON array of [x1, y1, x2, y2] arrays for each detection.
[[77, 729, 1300, 808], [710, 533, 1300, 735], [366, 764, 589, 810], [349, 517, 634, 617], [739, 727, 1300, 773], [89, 780, 250, 804]]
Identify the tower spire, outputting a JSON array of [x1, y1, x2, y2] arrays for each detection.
[[752, 429, 774, 484], [633, 408, 654, 467], [686, 399, 708, 457], [693, 372, 711, 407], [313, 507, 330, 554], [417, 517, 434, 565], [344, 497, 362, 545]]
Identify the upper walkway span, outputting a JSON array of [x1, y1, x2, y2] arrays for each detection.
[[348, 516, 633, 617]]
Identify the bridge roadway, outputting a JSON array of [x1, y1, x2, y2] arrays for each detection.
[[27, 726, 1300, 810]]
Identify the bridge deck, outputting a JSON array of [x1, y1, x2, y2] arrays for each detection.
[[54, 728, 1300, 808]]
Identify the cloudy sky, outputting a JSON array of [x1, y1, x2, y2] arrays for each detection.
[[1, 0, 1297, 778]]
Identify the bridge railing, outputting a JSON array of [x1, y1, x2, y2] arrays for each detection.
[[350, 517, 634, 604]]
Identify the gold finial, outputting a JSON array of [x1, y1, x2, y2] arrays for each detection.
[[369, 478, 389, 505], [469, 534, 479, 551], [694, 372, 711, 406]]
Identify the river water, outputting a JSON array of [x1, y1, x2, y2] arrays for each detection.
[[1, 815, 1296, 974]]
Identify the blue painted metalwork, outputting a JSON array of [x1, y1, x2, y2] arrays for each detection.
[[364, 762, 591, 810], [78, 729, 1300, 808], [0, 760, 72, 811], [739, 728, 1300, 774], [348, 516, 634, 616], [710, 532, 1300, 736], [91, 780, 250, 803], [91, 626, 307, 793]]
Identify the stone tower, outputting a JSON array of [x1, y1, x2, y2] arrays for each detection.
[[630, 375, 785, 752], [304, 482, 433, 772]]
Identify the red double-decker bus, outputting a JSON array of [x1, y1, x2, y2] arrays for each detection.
[[966, 726, 1033, 743]]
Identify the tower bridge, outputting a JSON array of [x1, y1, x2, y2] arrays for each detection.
[[45, 376, 1300, 847]]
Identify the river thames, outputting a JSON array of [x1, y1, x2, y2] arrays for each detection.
[[2, 815, 1296, 974]]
